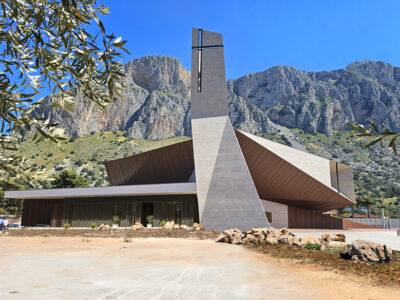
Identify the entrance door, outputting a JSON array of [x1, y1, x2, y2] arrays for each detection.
[[141, 202, 154, 226], [127, 202, 140, 226]]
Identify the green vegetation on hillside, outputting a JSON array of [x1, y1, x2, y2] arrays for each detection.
[[2, 128, 399, 218], [15, 131, 190, 188]]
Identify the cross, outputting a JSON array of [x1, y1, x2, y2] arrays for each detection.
[[192, 29, 223, 93]]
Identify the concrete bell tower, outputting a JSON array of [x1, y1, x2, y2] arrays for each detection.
[[190, 28, 270, 231]]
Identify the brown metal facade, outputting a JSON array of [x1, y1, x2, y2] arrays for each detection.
[[288, 206, 378, 229], [288, 206, 343, 229], [22, 195, 199, 227], [21, 199, 53, 226], [235, 130, 354, 212], [104, 140, 195, 186]]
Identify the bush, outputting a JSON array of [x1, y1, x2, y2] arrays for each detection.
[[305, 243, 321, 251], [47, 152, 54, 157], [90, 222, 97, 229], [160, 220, 167, 226], [52, 170, 89, 188], [112, 216, 120, 224], [146, 215, 154, 225], [75, 160, 83, 167], [64, 223, 71, 229], [70, 150, 75, 154]]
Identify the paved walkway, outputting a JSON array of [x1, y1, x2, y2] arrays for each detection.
[[292, 229, 400, 250], [0, 237, 399, 299]]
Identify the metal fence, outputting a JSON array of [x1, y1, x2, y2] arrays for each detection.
[[343, 218, 400, 229]]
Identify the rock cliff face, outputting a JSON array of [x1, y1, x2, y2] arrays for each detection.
[[33, 56, 400, 139]]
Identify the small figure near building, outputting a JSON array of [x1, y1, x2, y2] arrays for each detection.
[[1, 218, 8, 234]]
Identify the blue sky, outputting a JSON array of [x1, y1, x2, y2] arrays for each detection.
[[102, 0, 400, 79]]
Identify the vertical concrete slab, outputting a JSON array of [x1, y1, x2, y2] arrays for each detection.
[[191, 28, 269, 231]]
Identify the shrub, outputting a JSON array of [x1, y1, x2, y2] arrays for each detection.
[[146, 215, 154, 225], [47, 152, 53, 157], [64, 223, 71, 229], [160, 220, 167, 226], [305, 243, 321, 251], [75, 160, 83, 167], [52, 170, 89, 188], [90, 222, 97, 229], [70, 150, 75, 154], [112, 216, 120, 224]]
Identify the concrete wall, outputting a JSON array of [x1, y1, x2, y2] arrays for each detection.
[[192, 116, 269, 231], [261, 199, 288, 229]]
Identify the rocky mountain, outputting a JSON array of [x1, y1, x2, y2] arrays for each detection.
[[33, 56, 400, 140]]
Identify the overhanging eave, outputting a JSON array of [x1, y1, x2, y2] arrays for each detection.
[[4, 182, 197, 200]]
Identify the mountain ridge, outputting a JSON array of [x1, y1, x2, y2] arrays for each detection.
[[33, 56, 400, 140]]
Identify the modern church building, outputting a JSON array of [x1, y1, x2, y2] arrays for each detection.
[[5, 29, 357, 231]]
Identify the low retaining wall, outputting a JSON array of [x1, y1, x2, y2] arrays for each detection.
[[343, 218, 400, 229]]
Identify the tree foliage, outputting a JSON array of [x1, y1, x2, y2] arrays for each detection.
[[348, 122, 399, 154], [52, 169, 89, 188], [0, 0, 129, 182]]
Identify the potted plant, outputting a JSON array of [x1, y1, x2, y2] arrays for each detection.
[[112, 216, 120, 229], [146, 215, 154, 228]]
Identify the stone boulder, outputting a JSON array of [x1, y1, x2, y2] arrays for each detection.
[[180, 224, 188, 230], [321, 233, 346, 242], [132, 222, 144, 230], [300, 235, 321, 247], [224, 228, 244, 244], [164, 221, 174, 230], [243, 234, 258, 244], [104, 225, 110, 230], [193, 223, 204, 231], [215, 233, 230, 243], [98, 224, 104, 230], [266, 235, 279, 245], [345, 240, 392, 263], [321, 241, 347, 251], [173, 224, 180, 229]]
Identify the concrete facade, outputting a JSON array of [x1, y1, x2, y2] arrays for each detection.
[[261, 199, 289, 229], [191, 28, 269, 231]]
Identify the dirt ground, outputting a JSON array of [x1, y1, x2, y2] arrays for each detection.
[[1, 237, 400, 299]]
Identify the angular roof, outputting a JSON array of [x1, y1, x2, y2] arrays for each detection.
[[235, 130, 355, 211], [105, 139, 194, 186]]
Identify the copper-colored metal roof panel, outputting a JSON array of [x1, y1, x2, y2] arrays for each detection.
[[235, 130, 354, 211], [104, 140, 195, 186]]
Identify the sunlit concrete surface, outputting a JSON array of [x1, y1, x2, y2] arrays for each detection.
[[292, 229, 400, 250]]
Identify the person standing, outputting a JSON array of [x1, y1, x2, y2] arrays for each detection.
[[0, 218, 3, 234], [2, 218, 9, 233]]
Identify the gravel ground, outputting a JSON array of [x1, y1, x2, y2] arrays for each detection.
[[1, 237, 400, 300]]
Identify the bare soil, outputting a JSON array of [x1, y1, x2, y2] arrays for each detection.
[[6, 228, 220, 239], [246, 243, 400, 288], [1, 237, 400, 299]]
